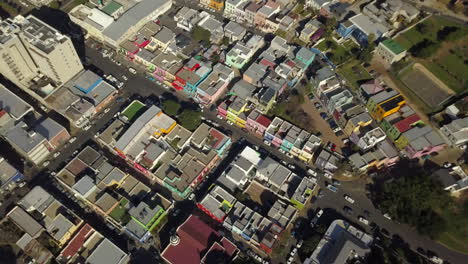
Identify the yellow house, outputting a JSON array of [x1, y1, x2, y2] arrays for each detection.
[[371, 95, 406, 122], [153, 111, 177, 138], [209, 0, 224, 11], [343, 112, 373, 136], [227, 97, 248, 128]]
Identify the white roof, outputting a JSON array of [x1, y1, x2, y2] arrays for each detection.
[[89, 9, 114, 29], [240, 146, 262, 166]]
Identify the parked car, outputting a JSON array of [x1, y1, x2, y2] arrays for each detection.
[[358, 216, 369, 225], [314, 102, 322, 109], [383, 213, 392, 220], [69, 137, 77, 143], [128, 67, 137, 74], [297, 239, 303, 248], [343, 206, 353, 215], [344, 195, 354, 204], [317, 189, 324, 198], [287, 164, 296, 170], [320, 112, 328, 119], [308, 94, 315, 100], [332, 179, 341, 186], [122, 75, 128, 81], [328, 120, 338, 129], [307, 169, 318, 177], [42, 160, 50, 167], [324, 172, 333, 179], [53, 152, 61, 158], [327, 184, 338, 192], [316, 209, 323, 218], [104, 108, 110, 113]]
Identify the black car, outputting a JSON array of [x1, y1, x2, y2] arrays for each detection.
[[343, 206, 353, 215], [328, 120, 338, 129], [320, 112, 328, 120]]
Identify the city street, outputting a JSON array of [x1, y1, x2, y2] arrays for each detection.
[[1, 35, 467, 263], [83, 43, 468, 264]]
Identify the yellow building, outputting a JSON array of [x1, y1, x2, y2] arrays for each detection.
[[209, 0, 224, 11], [227, 97, 248, 128], [371, 95, 406, 122]]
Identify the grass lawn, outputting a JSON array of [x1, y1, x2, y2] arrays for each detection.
[[313, 39, 356, 65], [109, 198, 129, 222], [337, 60, 371, 90], [314, 40, 328, 51], [395, 16, 468, 94], [436, 207, 468, 253], [0, 2, 19, 16], [122, 101, 145, 121], [395, 16, 468, 49]]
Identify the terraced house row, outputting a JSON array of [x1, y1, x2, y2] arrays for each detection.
[[97, 100, 231, 199]]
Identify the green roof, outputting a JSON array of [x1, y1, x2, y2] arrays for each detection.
[[101, 1, 122, 16], [382, 39, 405, 55]]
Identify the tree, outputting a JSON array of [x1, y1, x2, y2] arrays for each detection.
[[301, 234, 322, 255], [49, 0, 60, 9], [192, 26, 211, 44], [178, 110, 202, 131], [162, 100, 180, 116], [415, 23, 428, 34]]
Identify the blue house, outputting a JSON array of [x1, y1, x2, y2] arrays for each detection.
[[337, 14, 390, 46]]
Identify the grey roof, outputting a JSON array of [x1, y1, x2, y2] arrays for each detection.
[[47, 214, 74, 241], [87, 238, 128, 264], [225, 165, 247, 183], [144, 143, 165, 162], [103, 0, 171, 42], [19, 186, 54, 213], [101, 167, 126, 186], [369, 89, 398, 104], [153, 27, 174, 44], [198, 16, 223, 33], [67, 71, 117, 107], [8, 206, 44, 237], [349, 13, 389, 37], [125, 218, 148, 239], [72, 175, 96, 197], [115, 105, 161, 150], [315, 67, 334, 83], [348, 153, 367, 169], [258, 157, 280, 179], [234, 156, 253, 171], [0, 84, 33, 120], [402, 125, 432, 141], [348, 112, 372, 126], [269, 165, 291, 187], [35, 118, 66, 141], [224, 21, 246, 36], [231, 80, 256, 99], [5, 121, 46, 153], [0, 158, 20, 187], [128, 202, 162, 226]]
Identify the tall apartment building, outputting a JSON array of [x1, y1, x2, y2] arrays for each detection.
[[0, 15, 83, 89]]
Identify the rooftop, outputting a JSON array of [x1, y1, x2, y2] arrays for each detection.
[[0, 84, 33, 120], [102, 0, 171, 43], [381, 38, 405, 54], [86, 238, 129, 264]]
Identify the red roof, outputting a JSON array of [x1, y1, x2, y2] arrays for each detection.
[[394, 114, 421, 133], [209, 128, 226, 149], [221, 237, 238, 256], [162, 215, 220, 264], [256, 115, 272, 128], [60, 224, 94, 259]]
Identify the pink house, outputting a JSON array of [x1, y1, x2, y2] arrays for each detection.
[[404, 130, 446, 159], [196, 63, 234, 106], [246, 110, 272, 137]]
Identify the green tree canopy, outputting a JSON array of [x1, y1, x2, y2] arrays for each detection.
[[192, 26, 211, 43], [178, 110, 202, 131], [162, 100, 181, 116]]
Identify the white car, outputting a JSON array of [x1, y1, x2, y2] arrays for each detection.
[[50, 171, 57, 176], [358, 216, 369, 225], [288, 164, 296, 170], [69, 137, 77, 143], [290, 248, 297, 256], [344, 195, 355, 204], [383, 213, 392, 220], [53, 152, 61, 158], [104, 108, 110, 113], [216, 115, 223, 120], [117, 82, 124, 89], [297, 239, 303, 248], [128, 67, 137, 74], [42, 160, 50, 167], [307, 169, 318, 177], [263, 140, 271, 146], [188, 193, 196, 200], [316, 209, 323, 218], [116, 61, 122, 66], [94, 132, 100, 138], [83, 125, 92, 131], [122, 75, 128, 81], [324, 172, 332, 179]]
